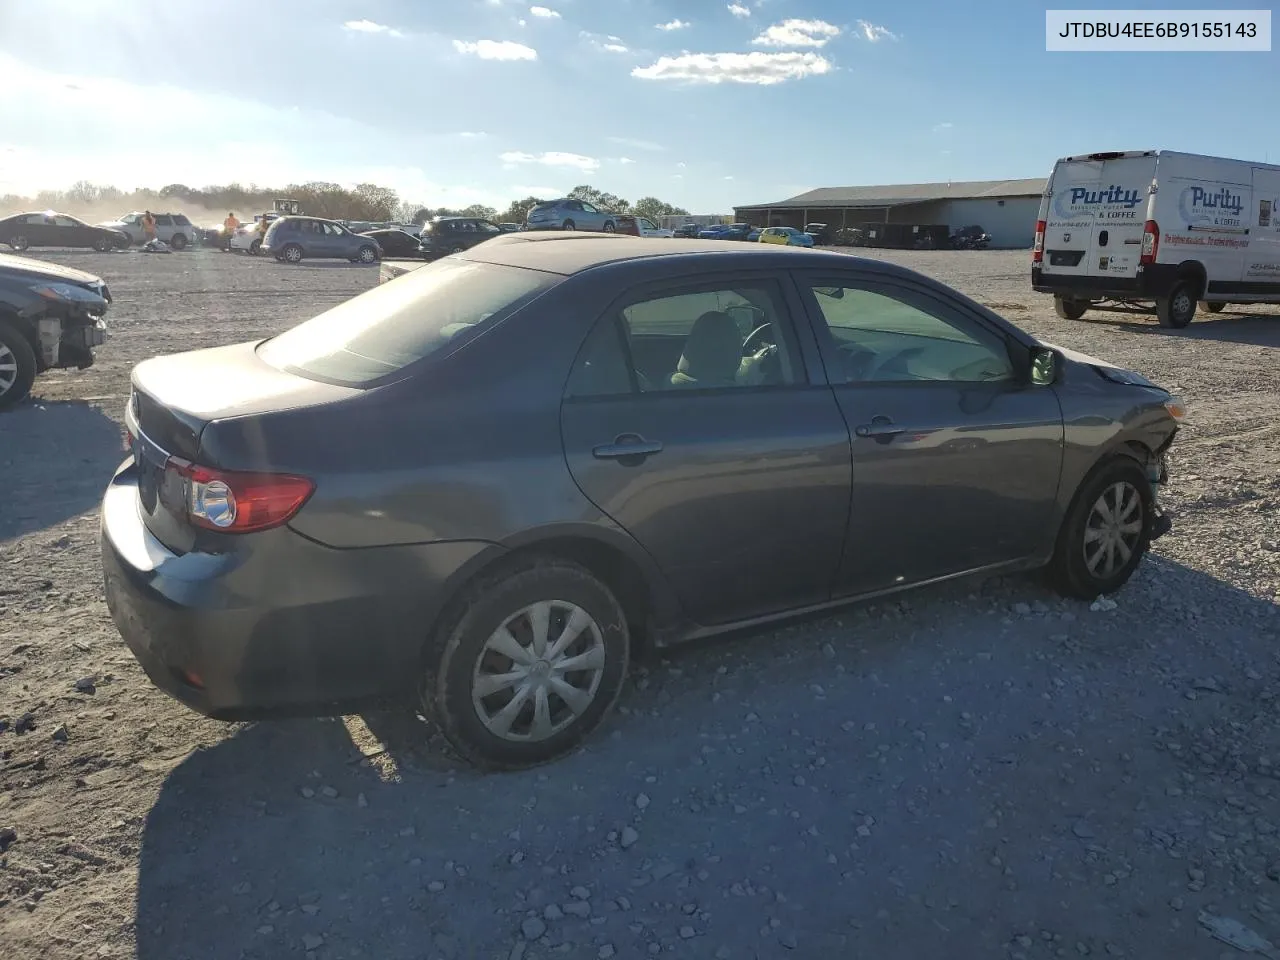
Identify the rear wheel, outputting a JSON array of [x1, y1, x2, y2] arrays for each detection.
[[602, 221, 615, 233], [1047, 456, 1153, 601], [562, 220, 576, 231], [248, 240, 262, 256], [1156, 280, 1197, 329], [0, 320, 37, 412], [282, 243, 303, 264], [9, 235, 29, 252], [1200, 300, 1225, 314], [421, 558, 630, 770], [356, 245, 377, 264], [1054, 295, 1090, 321], [170, 233, 188, 251], [93, 235, 113, 253]]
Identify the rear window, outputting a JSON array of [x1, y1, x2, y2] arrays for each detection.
[[257, 259, 560, 386]]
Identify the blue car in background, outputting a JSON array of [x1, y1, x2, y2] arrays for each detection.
[[758, 226, 815, 247], [697, 222, 754, 241]]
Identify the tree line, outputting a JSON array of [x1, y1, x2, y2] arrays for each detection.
[[1, 180, 692, 226]]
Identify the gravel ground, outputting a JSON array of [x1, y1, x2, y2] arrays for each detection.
[[2, 246, 1279, 960]]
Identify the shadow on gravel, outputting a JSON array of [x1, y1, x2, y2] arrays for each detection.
[[1092, 311, 1280, 346], [133, 558, 1280, 960], [0, 400, 124, 541]]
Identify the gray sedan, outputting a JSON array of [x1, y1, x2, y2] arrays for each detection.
[[100, 235, 1183, 769], [524, 198, 617, 232]]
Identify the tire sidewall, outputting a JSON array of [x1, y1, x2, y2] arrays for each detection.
[[1053, 456, 1154, 599], [358, 245, 376, 263], [284, 244, 302, 263], [1159, 281, 1196, 328], [428, 562, 629, 768], [0, 320, 38, 411]]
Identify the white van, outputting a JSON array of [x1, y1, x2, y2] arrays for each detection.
[[1032, 150, 1280, 328]]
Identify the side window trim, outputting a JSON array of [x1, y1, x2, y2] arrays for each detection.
[[561, 313, 638, 402], [793, 269, 1020, 381]]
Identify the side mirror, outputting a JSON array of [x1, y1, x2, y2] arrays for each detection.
[[1030, 347, 1058, 386]]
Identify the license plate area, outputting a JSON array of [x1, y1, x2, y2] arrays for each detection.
[[132, 432, 185, 517]]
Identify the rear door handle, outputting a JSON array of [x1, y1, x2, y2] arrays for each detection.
[[592, 433, 664, 461], [854, 417, 905, 440]]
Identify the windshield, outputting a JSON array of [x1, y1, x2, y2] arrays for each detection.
[[257, 259, 560, 386]]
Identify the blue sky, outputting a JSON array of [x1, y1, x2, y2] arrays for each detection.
[[0, 0, 1275, 212]]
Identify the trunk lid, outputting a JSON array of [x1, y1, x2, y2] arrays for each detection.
[[1041, 154, 1155, 281], [126, 340, 359, 552]]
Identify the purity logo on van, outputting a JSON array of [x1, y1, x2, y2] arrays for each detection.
[[1178, 185, 1245, 225], [1051, 185, 1144, 219]]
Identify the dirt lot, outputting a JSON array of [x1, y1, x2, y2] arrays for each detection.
[[2, 246, 1279, 960]]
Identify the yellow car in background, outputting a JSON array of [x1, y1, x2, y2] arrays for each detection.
[[758, 226, 815, 247]]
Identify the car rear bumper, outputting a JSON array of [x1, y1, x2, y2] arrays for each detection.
[[99, 461, 497, 721], [1032, 264, 1180, 300]]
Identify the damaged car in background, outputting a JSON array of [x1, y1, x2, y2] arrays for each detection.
[[0, 253, 110, 410]]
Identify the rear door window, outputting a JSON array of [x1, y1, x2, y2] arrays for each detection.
[[257, 259, 561, 386]]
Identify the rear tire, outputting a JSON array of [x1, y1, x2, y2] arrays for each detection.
[[170, 233, 188, 251], [9, 235, 29, 252], [1200, 301, 1225, 314], [282, 243, 303, 264], [1047, 456, 1153, 601], [421, 558, 630, 770], [602, 221, 615, 233], [0, 319, 38, 412], [1053, 296, 1090, 321], [562, 220, 576, 231], [93, 236, 113, 253], [356, 245, 377, 264], [249, 240, 262, 256], [1156, 280, 1197, 329]]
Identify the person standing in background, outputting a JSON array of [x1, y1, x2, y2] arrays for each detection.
[[142, 211, 157, 243]]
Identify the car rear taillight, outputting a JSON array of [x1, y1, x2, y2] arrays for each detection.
[[1139, 220, 1159, 264], [1032, 219, 1046, 263], [163, 458, 314, 533]]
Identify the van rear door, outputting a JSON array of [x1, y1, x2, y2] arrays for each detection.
[[1042, 154, 1155, 282]]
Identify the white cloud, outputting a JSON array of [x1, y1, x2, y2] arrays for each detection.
[[342, 19, 404, 37], [607, 136, 664, 152], [676, 161, 687, 168], [453, 39, 538, 60], [632, 51, 831, 85], [724, 175, 735, 180], [728, 3, 751, 17], [617, 157, 636, 164], [752, 18, 840, 47], [500, 150, 600, 172], [456, 131, 488, 138], [932, 122, 952, 132], [656, 19, 690, 31], [529, 6, 560, 18], [582, 31, 630, 53], [858, 20, 898, 42]]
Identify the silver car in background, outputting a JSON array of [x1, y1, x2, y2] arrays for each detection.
[[96, 212, 198, 250], [524, 198, 617, 232]]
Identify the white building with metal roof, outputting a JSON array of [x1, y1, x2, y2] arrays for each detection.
[[734, 178, 1047, 249]]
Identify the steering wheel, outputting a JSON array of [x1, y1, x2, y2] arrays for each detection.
[[743, 323, 774, 355]]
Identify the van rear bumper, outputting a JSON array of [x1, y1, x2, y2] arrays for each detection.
[[1032, 264, 1180, 300]]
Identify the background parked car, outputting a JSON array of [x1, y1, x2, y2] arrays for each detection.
[[525, 198, 617, 232], [230, 214, 278, 255], [672, 223, 700, 238], [613, 215, 674, 238], [497, 222, 523, 233], [262, 216, 382, 264], [361, 229, 423, 258], [417, 216, 504, 258], [804, 222, 833, 245], [0, 212, 129, 252], [97, 212, 197, 250], [759, 226, 815, 247], [698, 222, 754, 241]]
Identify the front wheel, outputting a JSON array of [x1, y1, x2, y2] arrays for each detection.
[[1200, 301, 1225, 314], [170, 233, 188, 251], [602, 221, 615, 233], [0, 319, 38, 412], [1053, 296, 1090, 321], [282, 244, 303, 263], [1156, 281, 1196, 329], [1047, 456, 1154, 601], [9, 235, 29, 252], [356, 245, 377, 264], [421, 558, 630, 770], [93, 236, 113, 253], [561, 220, 576, 231], [248, 240, 262, 256]]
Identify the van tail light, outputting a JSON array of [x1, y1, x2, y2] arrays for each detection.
[[1032, 220, 1046, 263], [163, 458, 315, 533], [1139, 220, 1159, 264]]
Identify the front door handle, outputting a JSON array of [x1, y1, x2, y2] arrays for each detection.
[[592, 433, 664, 461], [854, 416, 905, 440]]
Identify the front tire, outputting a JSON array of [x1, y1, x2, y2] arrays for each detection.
[[562, 220, 576, 231], [1047, 456, 1153, 601], [602, 221, 615, 233], [1156, 280, 1196, 329], [282, 243, 303, 264], [357, 245, 377, 264], [0, 319, 38, 412], [422, 558, 630, 770], [9, 235, 29, 252], [248, 240, 262, 256], [170, 233, 188, 251], [1200, 301, 1225, 314], [1054, 295, 1090, 321], [93, 236, 113, 253]]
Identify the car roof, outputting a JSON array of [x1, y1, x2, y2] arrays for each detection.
[[459, 232, 891, 277]]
